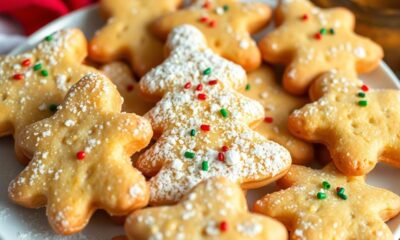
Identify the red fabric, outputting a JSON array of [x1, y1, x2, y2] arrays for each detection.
[[0, 0, 97, 35]]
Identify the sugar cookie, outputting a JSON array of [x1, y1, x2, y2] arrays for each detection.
[[9, 73, 152, 234], [152, 0, 271, 71], [137, 25, 291, 205], [254, 164, 400, 240], [243, 66, 313, 164], [258, 0, 383, 95], [125, 177, 288, 240], [89, 0, 183, 77], [289, 71, 400, 175], [0, 29, 99, 163]]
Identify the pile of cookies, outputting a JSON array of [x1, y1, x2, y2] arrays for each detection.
[[2, 0, 400, 239]]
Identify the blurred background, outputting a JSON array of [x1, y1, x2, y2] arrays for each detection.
[[0, 0, 399, 76]]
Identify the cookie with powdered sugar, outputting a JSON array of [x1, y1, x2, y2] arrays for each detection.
[[137, 25, 291, 205]]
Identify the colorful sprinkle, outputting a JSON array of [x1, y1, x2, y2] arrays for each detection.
[[245, 84, 251, 91], [209, 20, 217, 28], [200, 124, 210, 131], [301, 14, 309, 21], [41, 69, 49, 77], [190, 129, 196, 137], [76, 151, 86, 160], [208, 80, 218, 85], [357, 92, 366, 98], [329, 28, 335, 35], [320, 28, 327, 35], [203, 1, 211, 9], [196, 84, 203, 91], [12, 73, 24, 80], [198, 93, 207, 100], [219, 221, 228, 232], [220, 108, 229, 118], [336, 187, 345, 195], [201, 161, 209, 171], [358, 100, 368, 107], [322, 181, 331, 190], [314, 33, 322, 40], [203, 67, 212, 75], [184, 82, 192, 89], [317, 192, 327, 199], [264, 117, 273, 123], [338, 193, 348, 200], [33, 63, 42, 71], [21, 59, 31, 67], [222, 146, 229, 152], [184, 151, 195, 159], [45, 35, 53, 42], [361, 84, 369, 92], [199, 16, 209, 23], [48, 104, 58, 112], [223, 5, 229, 11], [217, 152, 225, 162], [126, 85, 134, 92]]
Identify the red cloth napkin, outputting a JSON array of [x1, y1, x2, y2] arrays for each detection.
[[0, 0, 97, 35]]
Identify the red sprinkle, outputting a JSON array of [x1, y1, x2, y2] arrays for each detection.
[[302, 14, 309, 21], [208, 80, 218, 85], [198, 93, 207, 100], [21, 59, 31, 67], [126, 84, 134, 92], [314, 33, 322, 40], [76, 151, 86, 160], [361, 85, 369, 92], [199, 17, 209, 23], [203, 2, 211, 9], [200, 124, 210, 131], [264, 117, 274, 123], [336, 187, 341, 192], [209, 20, 217, 28], [219, 221, 228, 232], [184, 82, 192, 89], [218, 152, 225, 162], [13, 73, 24, 80], [222, 145, 229, 152], [196, 84, 203, 91]]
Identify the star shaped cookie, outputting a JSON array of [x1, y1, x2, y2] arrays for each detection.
[[254, 164, 400, 240], [101, 61, 155, 115], [136, 25, 291, 205], [258, 0, 383, 95], [125, 177, 288, 240], [288, 71, 400, 175], [89, 0, 182, 77], [152, 0, 271, 71], [9, 73, 152, 234], [0, 29, 100, 163], [242, 65, 313, 164]]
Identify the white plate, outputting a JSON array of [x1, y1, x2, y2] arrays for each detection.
[[2, 2, 400, 240]]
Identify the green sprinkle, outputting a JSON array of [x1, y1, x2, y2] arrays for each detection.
[[337, 187, 345, 195], [245, 84, 251, 91], [33, 63, 42, 71], [203, 67, 212, 75], [45, 35, 53, 42], [184, 151, 195, 159], [317, 192, 327, 200], [338, 193, 348, 200], [320, 28, 327, 35], [190, 129, 196, 137], [358, 100, 368, 107], [48, 104, 58, 112], [220, 108, 229, 118], [322, 181, 331, 190], [41, 69, 49, 77], [223, 5, 229, 11], [201, 161, 209, 171], [329, 28, 335, 35], [357, 92, 366, 98]]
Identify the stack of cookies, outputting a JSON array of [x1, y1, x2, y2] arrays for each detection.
[[1, 0, 399, 239]]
